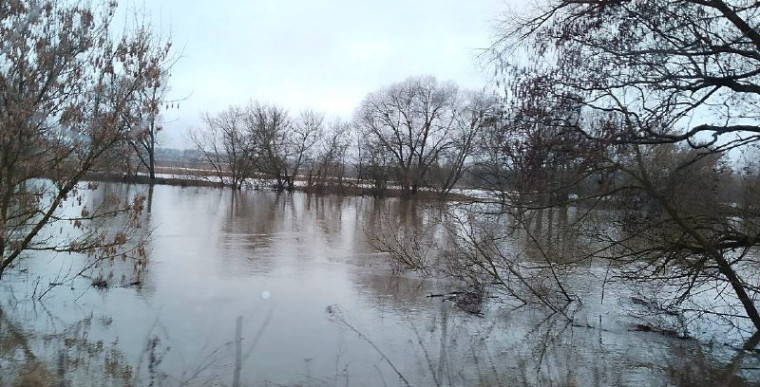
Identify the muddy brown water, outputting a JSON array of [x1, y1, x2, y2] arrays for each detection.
[[1, 184, 757, 386]]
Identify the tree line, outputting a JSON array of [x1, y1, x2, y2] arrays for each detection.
[[188, 76, 500, 197]]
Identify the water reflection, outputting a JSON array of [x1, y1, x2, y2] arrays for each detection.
[[1, 184, 758, 385]]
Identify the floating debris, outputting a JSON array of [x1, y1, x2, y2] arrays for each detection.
[[91, 278, 108, 289], [428, 283, 484, 316]]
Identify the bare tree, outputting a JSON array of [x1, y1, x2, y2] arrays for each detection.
[[306, 118, 351, 191], [356, 76, 462, 196], [432, 91, 499, 198], [190, 106, 252, 189], [245, 102, 291, 190], [0, 0, 169, 280], [486, 0, 760, 337], [286, 109, 322, 190], [244, 104, 322, 191], [361, 139, 393, 196], [130, 65, 178, 182]]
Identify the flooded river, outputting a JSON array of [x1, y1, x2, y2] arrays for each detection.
[[1, 184, 758, 386]]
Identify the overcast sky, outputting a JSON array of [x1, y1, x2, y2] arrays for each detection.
[[140, 1, 512, 148]]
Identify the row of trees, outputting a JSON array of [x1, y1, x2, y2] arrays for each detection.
[[190, 104, 343, 191], [190, 76, 499, 196]]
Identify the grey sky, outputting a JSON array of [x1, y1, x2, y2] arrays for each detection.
[[143, 1, 510, 148]]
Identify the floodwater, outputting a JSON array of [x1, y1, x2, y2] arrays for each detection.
[[1, 184, 758, 386]]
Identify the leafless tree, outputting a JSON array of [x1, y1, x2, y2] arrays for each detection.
[[356, 76, 463, 196], [356, 76, 498, 197], [244, 104, 322, 191], [361, 139, 393, 196], [190, 106, 252, 189], [243, 102, 288, 189], [486, 0, 760, 337], [432, 92, 500, 198], [130, 65, 178, 182], [306, 118, 351, 191], [286, 109, 322, 190], [0, 0, 169, 280]]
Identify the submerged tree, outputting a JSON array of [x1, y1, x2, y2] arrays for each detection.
[[305, 118, 351, 191], [190, 106, 252, 189], [356, 76, 494, 197], [245, 103, 321, 191], [192, 102, 326, 191], [0, 1, 170, 280], [284, 109, 323, 190], [484, 0, 760, 338]]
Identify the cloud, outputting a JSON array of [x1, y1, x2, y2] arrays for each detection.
[[143, 0, 507, 148]]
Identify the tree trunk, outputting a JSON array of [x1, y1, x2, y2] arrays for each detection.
[[148, 149, 155, 181], [713, 250, 760, 332]]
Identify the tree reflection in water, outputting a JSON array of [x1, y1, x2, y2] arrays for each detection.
[[1, 185, 759, 385]]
